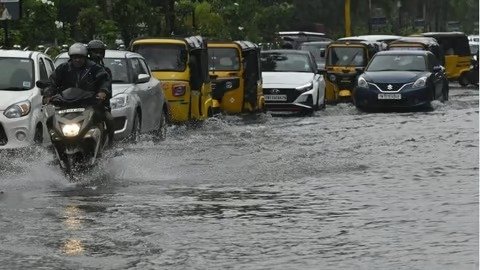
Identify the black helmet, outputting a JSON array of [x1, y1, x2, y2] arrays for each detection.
[[87, 40, 107, 61]]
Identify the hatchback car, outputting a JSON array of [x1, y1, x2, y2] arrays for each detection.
[[55, 50, 168, 141], [0, 50, 54, 149], [261, 50, 325, 115], [353, 50, 449, 111]]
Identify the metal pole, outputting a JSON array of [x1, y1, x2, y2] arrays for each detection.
[[345, 0, 351, 37]]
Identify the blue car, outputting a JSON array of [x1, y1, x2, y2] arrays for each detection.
[[353, 50, 449, 111]]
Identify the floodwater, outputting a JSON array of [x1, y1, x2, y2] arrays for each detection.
[[0, 84, 478, 269]]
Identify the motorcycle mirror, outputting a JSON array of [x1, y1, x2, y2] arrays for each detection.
[[36, 80, 51, 89]]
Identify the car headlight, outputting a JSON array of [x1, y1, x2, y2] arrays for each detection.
[[110, 94, 129, 109], [329, 74, 336, 82], [4, 100, 31, 118], [357, 77, 368, 88], [62, 123, 81, 137], [412, 77, 427, 88], [295, 82, 313, 92]]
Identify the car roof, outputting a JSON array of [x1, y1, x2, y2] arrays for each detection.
[[278, 31, 326, 37], [56, 49, 144, 59], [376, 50, 430, 56], [420, 31, 467, 38], [300, 41, 332, 45], [0, 49, 44, 59]]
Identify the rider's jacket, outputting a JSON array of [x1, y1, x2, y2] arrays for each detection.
[[44, 59, 110, 98]]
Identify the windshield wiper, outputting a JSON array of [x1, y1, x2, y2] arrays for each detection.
[[2, 87, 29, 90], [111, 80, 128, 83]]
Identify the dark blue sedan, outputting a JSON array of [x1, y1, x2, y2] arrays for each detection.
[[353, 50, 449, 111]]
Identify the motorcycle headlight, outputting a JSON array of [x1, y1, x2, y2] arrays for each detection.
[[110, 94, 129, 109], [3, 100, 31, 118], [62, 123, 81, 137], [295, 82, 313, 92], [357, 77, 368, 88], [412, 77, 427, 88]]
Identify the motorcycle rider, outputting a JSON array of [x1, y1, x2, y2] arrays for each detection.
[[87, 39, 115, 144], [43, 43, 113, 145]]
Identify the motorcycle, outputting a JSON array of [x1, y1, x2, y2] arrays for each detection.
[[41, 85, 110, 176]]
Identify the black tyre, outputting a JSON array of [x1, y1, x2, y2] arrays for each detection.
[[33, 125, 43, 144], [153, 110, 167, 142], [458, 73, 469, 87], [442, 81, 449, 102], [129, 112, 141, 143]]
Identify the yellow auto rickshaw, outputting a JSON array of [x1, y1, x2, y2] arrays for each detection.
[[388, 36, 443, 64], [416, 32, 471, 82], [207, 40, 265, 114], [130, 36, 214, 123], [324, 39, 380, 103]]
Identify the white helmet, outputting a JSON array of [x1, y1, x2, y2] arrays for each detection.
[[68, 43, 88, 57]]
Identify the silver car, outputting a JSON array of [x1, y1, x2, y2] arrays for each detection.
[[54, 50, 168, 141], [0, 49, 54, 149]]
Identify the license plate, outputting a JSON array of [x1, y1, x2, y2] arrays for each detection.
[[264, 94, 287, 101], [378, 93, 401, 100]]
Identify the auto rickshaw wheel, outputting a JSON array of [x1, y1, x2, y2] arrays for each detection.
[[458, 73, 469, 87]]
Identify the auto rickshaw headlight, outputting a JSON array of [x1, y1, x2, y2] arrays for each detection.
[[357, 77, 368, 88], [329, 74, 336, 82], [172, 85, 187, 97]]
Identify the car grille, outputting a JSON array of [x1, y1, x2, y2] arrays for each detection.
[[113, 117, 127, 131], [263, 88, 299, 103], [0, 124, 7, 146], [375, 83, 407, 92]]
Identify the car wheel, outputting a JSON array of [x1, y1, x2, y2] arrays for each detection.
[[458, 73, 469, 86], [153, 110, 167, 142], [33, 125, 43, 144], [129, 112, 141, 143], [442, 81, 449, 102]]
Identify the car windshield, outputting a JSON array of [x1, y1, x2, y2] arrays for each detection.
[[367, 55, 427, 71], [0, 58, 34, 90], [209, 48, 240, 71], [104, 58, 131, 83], [261, 52, 311, 72], [327, 47, 366, 66], [133, 44, 187, 72], [300, 43, 328, 66]]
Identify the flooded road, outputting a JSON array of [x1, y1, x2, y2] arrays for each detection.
[[0, 84, 478, 269]]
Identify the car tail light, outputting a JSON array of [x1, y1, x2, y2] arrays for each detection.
[[172, 85, 187, 97]]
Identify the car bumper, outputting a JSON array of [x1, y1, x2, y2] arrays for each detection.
[[353, 86, 432, 109], [111, 105, 135, 140], [0, 114, 36, 149], [264, 90, 315, 113]]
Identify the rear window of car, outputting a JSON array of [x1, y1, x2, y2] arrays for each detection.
[[261, 52, 311, 72], [0, 58, 34, 90]]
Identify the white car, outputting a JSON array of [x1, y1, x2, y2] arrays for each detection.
[[0, 50, 54, 149], [54, 50, 168, 141], [261, 50, 326, 115]]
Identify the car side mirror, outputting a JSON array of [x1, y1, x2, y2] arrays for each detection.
[[36, 80, 51, 89], [355, 67, 365, 74], [317, 68, 326, 75], [136, 74, 150, 84], [320, 49, 325, 57]]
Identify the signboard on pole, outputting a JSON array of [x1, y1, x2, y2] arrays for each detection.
[[0, 0, 21, 21]]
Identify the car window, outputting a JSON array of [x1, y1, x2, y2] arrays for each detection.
[[39, 58, 49, 81], [138, 58, 151, 75], [104, 58, 131, 83], [44, 58, 55, 76], [54, 57, 68, 68], [0, 58, 34, 90], [261, 52, 311, 72]]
